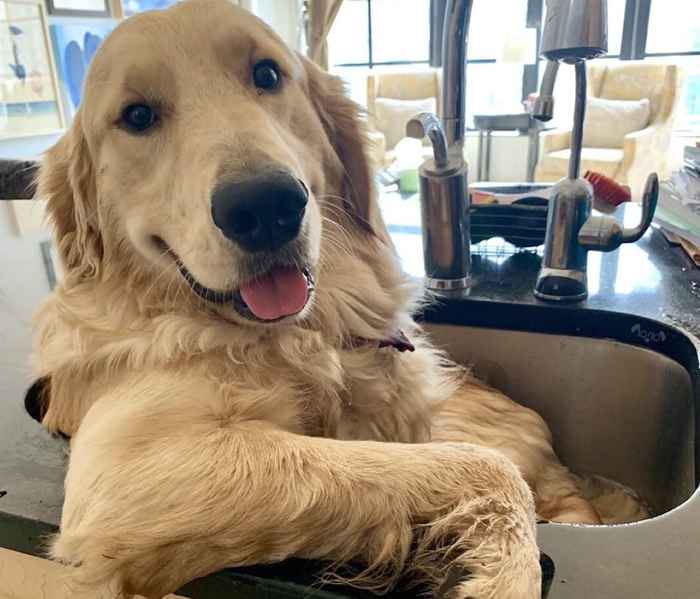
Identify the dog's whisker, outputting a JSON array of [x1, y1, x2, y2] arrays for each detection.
[[319, 221, 355, 258], [141, 245, 200, 304], [143, 262, 179, 306], [316, 198, 361, 241]]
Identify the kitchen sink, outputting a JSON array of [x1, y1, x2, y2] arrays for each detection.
[[424, 323, 694, 517], [419, 297, 700, 599]]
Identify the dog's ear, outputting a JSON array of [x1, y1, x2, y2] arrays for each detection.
[[36, 111, 103, 280], [303, 56, 374, 235]]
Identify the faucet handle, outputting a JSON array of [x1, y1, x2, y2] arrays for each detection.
[[621, 173, 659, 243], [406, 112, 448, 168], [578, 173, 659, 252]]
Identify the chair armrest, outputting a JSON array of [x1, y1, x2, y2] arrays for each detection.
[[623, 126, 657, 144], [620, 126, 669, 198], [540, 129, 571, 153], [622, 126, 657, 165]]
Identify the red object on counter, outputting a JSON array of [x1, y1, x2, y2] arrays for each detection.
[[584, 170, 632, 206]]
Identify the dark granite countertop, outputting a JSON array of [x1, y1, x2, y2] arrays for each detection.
[[1, 183, 698, 597], [380, 191, 700, 341]]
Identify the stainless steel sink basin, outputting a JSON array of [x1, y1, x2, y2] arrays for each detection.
[[424, 323, 695, 516], [420, 298, 700, 599]]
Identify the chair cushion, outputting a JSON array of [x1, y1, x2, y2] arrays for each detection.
[[373, 97, 437, 149], [582, 96, 650, 148]]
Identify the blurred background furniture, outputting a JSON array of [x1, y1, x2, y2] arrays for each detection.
[[365, 69, 441, 168], [535, 61, 682, 198], [473, 113, 550, 181]]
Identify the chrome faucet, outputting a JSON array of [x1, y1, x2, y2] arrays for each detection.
[[406, 0, 473, 291], [533, 0, 658, 301]]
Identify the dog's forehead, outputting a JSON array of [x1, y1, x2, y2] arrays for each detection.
[[89, 0, 297, 88]]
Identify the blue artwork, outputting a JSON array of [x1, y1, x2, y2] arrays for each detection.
[[123, 0, 178, 17], [8, 25, 27, 82], [0, 4, 64, 138], [50, 21, 115, 119]]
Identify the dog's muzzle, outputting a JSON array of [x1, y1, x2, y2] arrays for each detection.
[[211, 169, 308, 253]]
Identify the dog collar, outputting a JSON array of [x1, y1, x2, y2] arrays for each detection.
[[352, 329, 415, 353]]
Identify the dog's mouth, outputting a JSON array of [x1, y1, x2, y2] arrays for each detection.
[[155, 237, 315, 323]]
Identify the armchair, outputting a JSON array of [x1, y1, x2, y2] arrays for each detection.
[[535, 62, 682, 198]]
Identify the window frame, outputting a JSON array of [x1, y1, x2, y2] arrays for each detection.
[[331, 0, 432, 69], [331, 0, 700, 69], [624, 0, 700, 60], [622, 0, 700, 131], [329, 0, 700, 130], [331, 0, 539, 105]]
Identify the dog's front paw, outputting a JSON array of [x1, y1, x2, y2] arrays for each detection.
[[443, 552, 542, 599]]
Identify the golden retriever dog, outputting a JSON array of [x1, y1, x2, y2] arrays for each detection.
[[30, 0, 634, 597]]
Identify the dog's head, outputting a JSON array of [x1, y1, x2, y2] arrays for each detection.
[[38, 0, 387, 327]]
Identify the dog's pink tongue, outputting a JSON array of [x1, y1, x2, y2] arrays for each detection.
[[240, 267, 308, 321]]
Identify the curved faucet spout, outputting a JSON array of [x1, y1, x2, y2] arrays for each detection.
[[441, 0, 473, 160]]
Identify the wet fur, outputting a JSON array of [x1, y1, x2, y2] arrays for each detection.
[[31, 1, 620, 597]]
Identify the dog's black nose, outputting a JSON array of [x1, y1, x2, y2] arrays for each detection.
[[211, 171, 308, 253]]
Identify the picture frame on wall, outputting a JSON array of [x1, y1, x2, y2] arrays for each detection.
[[0, 0, 65, 138], [46, 0, 111, 18], [50, 19, 115, 119]]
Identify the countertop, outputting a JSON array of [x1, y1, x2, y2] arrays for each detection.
[[1, 187, 698, 597], [380, 191, 699, 340]]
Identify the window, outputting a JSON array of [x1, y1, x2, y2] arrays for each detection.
[[468, 0, 528, 60], [328, 0, 700, 132], [607, 0, 627, 56], [328, 0, 531, 124], [370, 0, 430, 64], [644, 0, 700, 132], [327, 0, 369, 67], [327, 0, 432, 106], [328, 0, 430, 68], [465, 0, 530, 123], [645, 0, 700, 55]]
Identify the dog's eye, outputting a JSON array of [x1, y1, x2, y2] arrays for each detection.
[[252, 60, 281, 91], [121, 103, 157, 132]]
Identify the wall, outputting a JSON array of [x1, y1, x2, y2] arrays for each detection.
[[0, 136, 56, 340], [0, 201, 52, 387]]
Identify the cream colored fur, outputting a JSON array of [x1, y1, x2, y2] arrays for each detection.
[[32, 1, 610, 597]]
